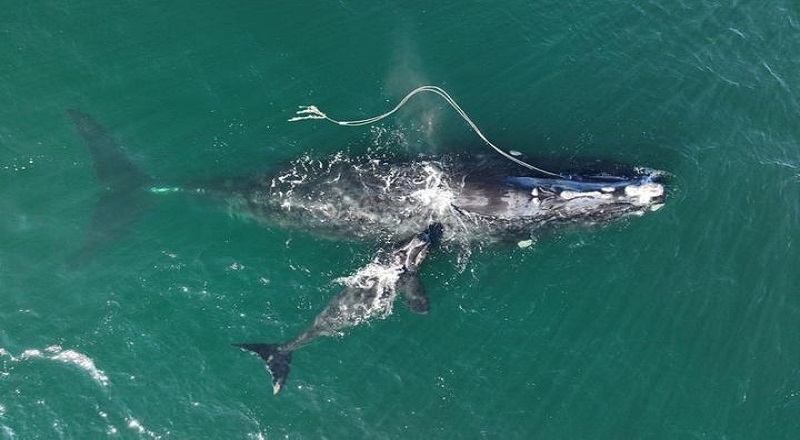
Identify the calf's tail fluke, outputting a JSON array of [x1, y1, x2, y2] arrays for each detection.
[[233, 343, 293, 394]]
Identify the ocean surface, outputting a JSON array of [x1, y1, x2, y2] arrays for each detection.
[[2, 1, 799, 438]]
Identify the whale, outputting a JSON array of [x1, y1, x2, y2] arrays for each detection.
[[69, 110, 665, 252], [235, 223, 443, 394], [69, 110, 666, 394], [193, 152, 666, 247]]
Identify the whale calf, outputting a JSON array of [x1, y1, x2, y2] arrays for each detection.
[[235, 223, 443, 394]]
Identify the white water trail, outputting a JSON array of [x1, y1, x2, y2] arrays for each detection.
[[2, 345, 109, 387]]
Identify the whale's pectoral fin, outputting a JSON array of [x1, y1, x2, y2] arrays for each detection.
[[234, 343, 292, 394], [398, 273, 429, 314]]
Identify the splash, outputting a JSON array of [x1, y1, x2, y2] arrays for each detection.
[[407, 163, 455, 218], [3, 345, 109, 387], [126, 418, 161, 439], [333, 261, 404, 322]]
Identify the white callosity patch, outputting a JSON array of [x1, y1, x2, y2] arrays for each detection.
[[624, 182, 665, 205], [559, 190, 612, 200], [2, 345, 109, 387]]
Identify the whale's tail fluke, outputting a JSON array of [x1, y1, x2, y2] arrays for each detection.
[[67, 110, 152, 266], [234, 343, 293, 394]]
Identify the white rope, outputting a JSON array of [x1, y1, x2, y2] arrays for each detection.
[[288, 86, 565, 178]]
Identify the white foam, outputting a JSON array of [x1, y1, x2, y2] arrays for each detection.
[[408, 164, 455, 216], [126, 418, 160, 439], [1, 425, 14, 438], [50, 349, 109, 387], [560, 190, 611, 200], [19, 349, 42, 360], [4, 345, 109, 387], [333, 262, 404, 322]]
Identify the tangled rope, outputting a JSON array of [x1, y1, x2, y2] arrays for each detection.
[[288, 86, 565, 178]]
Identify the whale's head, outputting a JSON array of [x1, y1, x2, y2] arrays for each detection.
[[453, 169, 666, 223], [394, 223, 443, 274], [514, 170, 666, 221]]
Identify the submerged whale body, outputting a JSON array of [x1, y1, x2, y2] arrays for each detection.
[[236, 223, 443, 394]]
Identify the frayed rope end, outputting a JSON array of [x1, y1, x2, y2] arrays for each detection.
[[288, 105, 327, 122]]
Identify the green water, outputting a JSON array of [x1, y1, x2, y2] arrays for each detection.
[[2, 1, 799, 438]]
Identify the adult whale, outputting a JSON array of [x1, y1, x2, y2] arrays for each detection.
[[69, 109, 665, 253], [235, 223, 443, 394], [69, 83, 666, 256], [191, 152, 665, 247]]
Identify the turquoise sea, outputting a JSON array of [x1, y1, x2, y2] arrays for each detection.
[[2, 1, 799, 438]]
